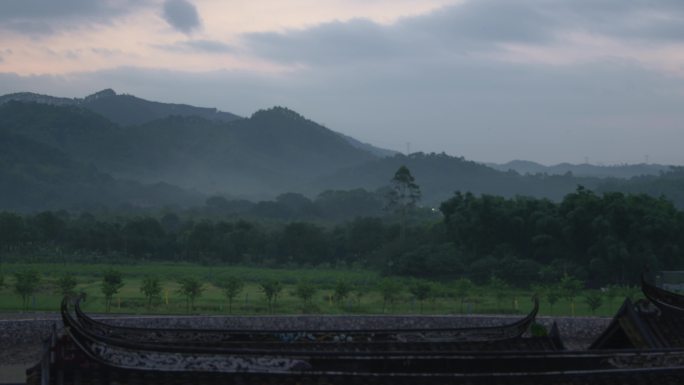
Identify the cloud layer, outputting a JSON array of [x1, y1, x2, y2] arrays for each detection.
[[241, 0, 684, 71], [0, 0, 149, 34], [162, 0, 201, 34], [157, 39, 234, 54]]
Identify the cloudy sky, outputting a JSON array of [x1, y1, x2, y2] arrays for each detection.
[[2, 0, 684, 165]]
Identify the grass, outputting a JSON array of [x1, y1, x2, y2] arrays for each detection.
[[0, 262, 635, 317]]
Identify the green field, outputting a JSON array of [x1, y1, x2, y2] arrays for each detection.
[[0, 263, 635, 317]]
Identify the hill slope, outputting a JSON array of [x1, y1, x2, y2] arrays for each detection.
[[3, 91, 684, 211], [0, 89, 394, 156], [0, 102, 377, 202], [0, 128, 202, 211]]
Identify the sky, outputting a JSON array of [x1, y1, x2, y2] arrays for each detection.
[[1, 0, 684, 165]]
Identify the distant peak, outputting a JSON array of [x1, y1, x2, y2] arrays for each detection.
[[84, 89, 116, 101], [251, 106, 304, 120]]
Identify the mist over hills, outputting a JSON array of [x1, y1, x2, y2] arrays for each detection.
[[488, 160, 671, 179], [0, 100, 375, 201], [1, 89, 683, 212], [312, 152, 602, 204], [0, 127, 201, 211]]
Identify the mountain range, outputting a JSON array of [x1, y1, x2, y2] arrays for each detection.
[[487, 160, 670, 178], [1, 89, 682, 212], [0, 89, 241, 126]]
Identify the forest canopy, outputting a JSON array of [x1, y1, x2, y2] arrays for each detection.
[[1, 186, 681, 288]]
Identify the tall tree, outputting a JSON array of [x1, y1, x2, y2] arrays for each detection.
[[585, 290, 604, 314], [385, 165, 421, 240], [409, 280, 433, 313], [353, 284, 367, 308], [14, 270, 40, 311], [177, 277, 204, 313], [333, 279, 352, 306], [56, 273, 77, 298], [260, 280, 283, 313], [293, 280, 317, 309], [489, 276, 510, 312], [377, 278, 403, 313], [140, 275, 162, 309], [454, 278, 473, 312], [543, 284, 561, 313], [217, 275, 244, 314], [560, 274, 583, 316], [101, 269, 124, 313]]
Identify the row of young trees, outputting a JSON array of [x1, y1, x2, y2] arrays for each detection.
[[0, 269, 76, 310], [1, 268, 634, 315], [0, 268, 230, 313], [0, 268, 431, 313]]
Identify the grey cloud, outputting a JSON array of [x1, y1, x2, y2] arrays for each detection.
[[64, 50, 80, 60], [162, 0, 201, 34], [0, 0, 121, 19], [404, 0, 554, 44], [246, 19, 403, 65], [0, 0, 150, 34], [90, 48, 123, 58], [1, 20, 54, 35], [157, 39, 234, 53], [604, 16, 684, 43], [243, 0, 684, 66], [544, 0, 684, 42], [184, 40, 232, 52], [242, 0, 558, 65]]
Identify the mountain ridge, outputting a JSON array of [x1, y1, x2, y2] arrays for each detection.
[[0, 100, 378, 203], [488, 159, 671, 179], [0, 89, 397, 157], [0, 88, 242, 126], [3, 90, 684, 211]]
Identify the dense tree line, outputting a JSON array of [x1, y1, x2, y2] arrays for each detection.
[[1, 187, 682, 287], [0, 210, 402, 267], [202, 189, 385, 222], [439, 187, 684, 286], [597, 167, 684, 209]]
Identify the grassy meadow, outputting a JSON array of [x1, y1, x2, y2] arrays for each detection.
[[0, 262, 635, 317]]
